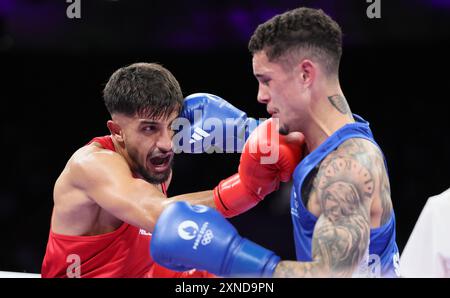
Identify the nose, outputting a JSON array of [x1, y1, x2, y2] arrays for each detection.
[[257, 84, 270, 104], [156, 128, 173, 153]]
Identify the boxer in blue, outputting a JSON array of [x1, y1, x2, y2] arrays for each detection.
[[151, 7, 400, 278]]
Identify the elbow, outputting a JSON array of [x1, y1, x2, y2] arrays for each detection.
[[140, 198, 174, 233]]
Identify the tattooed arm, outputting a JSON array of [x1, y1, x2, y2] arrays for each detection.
[[274, 141, 377, 277]]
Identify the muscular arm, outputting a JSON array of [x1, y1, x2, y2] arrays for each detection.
[[274, 141, 377, 277], [71, 149, 216, 233]]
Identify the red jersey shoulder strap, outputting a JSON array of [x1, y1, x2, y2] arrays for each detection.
[[87, 135, 115, 152], [161, 182, 167, 196]]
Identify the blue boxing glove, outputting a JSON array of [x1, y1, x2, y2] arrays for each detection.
[[172, 93, 262, 153], [150, 201, 280, 278]]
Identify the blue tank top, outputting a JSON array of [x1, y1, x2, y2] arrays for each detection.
[[290, 114, 400, 277]]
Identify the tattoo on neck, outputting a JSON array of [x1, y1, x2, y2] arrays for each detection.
[[327, 94, 350, 115]]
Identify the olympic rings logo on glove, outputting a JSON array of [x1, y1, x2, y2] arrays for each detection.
[[201, 229, 214, 246]]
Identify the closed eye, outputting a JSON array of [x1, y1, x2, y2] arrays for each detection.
[[261, 79, 271, 86], [255, 74, 271, 86]]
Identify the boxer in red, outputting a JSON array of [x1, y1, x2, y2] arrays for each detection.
[[41, 63, 303, 277]]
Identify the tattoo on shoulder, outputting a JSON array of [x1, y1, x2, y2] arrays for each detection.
[[318, 156, 375, 211], [327, 94, 351, 115], [338, 139, 393, 225], [374, 152, 393, 225]]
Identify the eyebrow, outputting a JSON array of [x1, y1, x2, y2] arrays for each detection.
[[139, 120, 160, 125], [254, 73, 269, 79], [139, 117, 178, 126]]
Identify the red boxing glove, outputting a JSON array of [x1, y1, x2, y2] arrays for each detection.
[[214, 118, 304, 218]]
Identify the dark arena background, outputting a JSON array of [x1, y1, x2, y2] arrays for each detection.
[[1, 0, 449, 275]]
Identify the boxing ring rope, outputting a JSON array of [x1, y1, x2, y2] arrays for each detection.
[[0, 271, 41, 278]]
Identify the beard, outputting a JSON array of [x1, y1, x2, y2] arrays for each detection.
[[135, 157, 173, 184], [126, 144, 173, 184], [279, 124, 289, 136]]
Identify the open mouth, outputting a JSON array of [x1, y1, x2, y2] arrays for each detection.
[[148, 154, 172, 171]]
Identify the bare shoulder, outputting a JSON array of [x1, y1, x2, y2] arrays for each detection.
[[52, 143, 131, 235], [53, 143, 128, 205], [318, 138, 381, 186], [65, 143, 130, 189], [319, 138, 386, 179]]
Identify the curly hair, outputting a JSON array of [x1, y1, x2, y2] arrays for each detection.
[[103, 63, 183, 119], [248, 7, 342, 75]]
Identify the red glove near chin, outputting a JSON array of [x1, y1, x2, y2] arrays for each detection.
[[214, 118, 304, 218]]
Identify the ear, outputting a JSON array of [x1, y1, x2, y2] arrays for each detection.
[[107, 120, 124, 143], [296, 59, 315, 87]]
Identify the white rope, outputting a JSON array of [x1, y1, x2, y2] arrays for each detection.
[[0, 271, 41, 278]]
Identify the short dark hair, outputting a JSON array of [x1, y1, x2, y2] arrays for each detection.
[[248, 7, 342, 75], [103, 62, 183, 119]]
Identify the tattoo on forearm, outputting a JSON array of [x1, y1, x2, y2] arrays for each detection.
[[274, 260, 324, 278], [327, 94, 351, 115]]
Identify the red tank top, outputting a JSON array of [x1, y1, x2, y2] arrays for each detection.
[[41, 135, 212, 278]]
